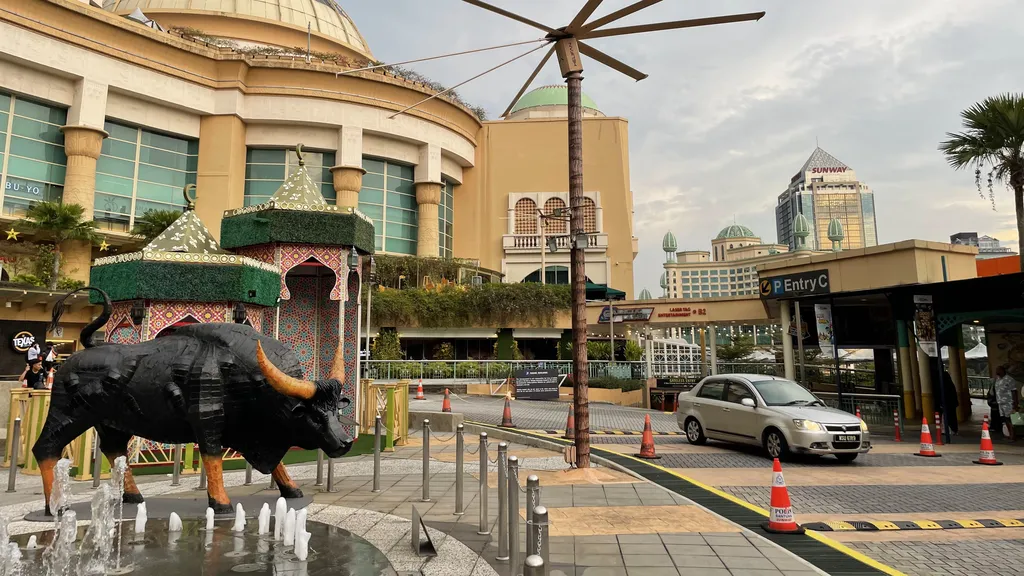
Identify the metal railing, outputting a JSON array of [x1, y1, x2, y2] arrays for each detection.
[[360, 360, 647, 382], [967, 375, 991, 399], [814, 392, 903, 430]]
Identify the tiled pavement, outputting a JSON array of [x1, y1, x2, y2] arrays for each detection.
[[844, 539, 1024, 576]]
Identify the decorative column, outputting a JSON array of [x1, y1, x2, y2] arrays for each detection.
[[708, 325, 718, 375], [896, 320, 915, 419], [331, 126, 365, 210], [917, 345, 934, 421], [60, 125, 107, 284], [415, 182, 442, 258], [908, 334, 922, 416], [781, 300, 795, 380]]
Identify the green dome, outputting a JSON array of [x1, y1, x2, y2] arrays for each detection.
[[716, 224, 756, 239], [638, 288, 653, 300], [659, 272, 668, 289], [509, 85, 600, 115], [793, 213, 812, 236], [662, 231, 678, 252], [827, 217, 845, 242]]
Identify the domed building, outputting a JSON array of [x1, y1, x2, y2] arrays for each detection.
[[711, 223, 759, 262], [662, 231, 678, 262], [0, 1, 637, 367]]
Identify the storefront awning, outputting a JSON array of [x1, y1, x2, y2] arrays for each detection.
[[586, 282, 626, 301]]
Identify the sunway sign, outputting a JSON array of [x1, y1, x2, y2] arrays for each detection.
[[810, 167, 847, 174]]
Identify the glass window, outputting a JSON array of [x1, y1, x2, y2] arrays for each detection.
[[244, 147, 335, 207], [696, 381, 725, 400], [725, 382, 754, 404], [93, 121, 197, 232], [0, 93, 67, 217], [360, 157, 417, 255], [700, 270, 709, 276]]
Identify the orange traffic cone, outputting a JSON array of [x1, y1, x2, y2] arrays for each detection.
[[855, 407, 861, 420], [635, 414, 660, 460], [441, 388, 452, 413], [563, 403, 575, 440], [762, 458, 803, 534], [915, 417, 941, 457], [974, 420, 1003, 466], [414, 379, 425, 400], [499, 394, 514, 428], [46, 368, 54, 389]]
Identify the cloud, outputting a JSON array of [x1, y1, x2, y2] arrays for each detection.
[[346, 0, 1024, 293]]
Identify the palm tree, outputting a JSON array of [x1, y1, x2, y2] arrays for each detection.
[[940, 93, 1024, 269], [131, 208, 182, 242], [18, 201, 100, 290]]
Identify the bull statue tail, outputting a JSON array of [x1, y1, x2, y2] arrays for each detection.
[[51, 287, 111, 348]]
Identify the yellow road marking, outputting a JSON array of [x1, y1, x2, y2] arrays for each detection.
[[956, 520, 985, 529], [913, 520, 943, 530], [869, 521, 901, 531], [804, 530, 909, 576], [996, 519, 1024, 527]]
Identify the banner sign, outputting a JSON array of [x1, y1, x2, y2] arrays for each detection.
[[514, 368, 560, 400], [813, 304, 835, 358], [913, 295, 937, 357], [597, 307, 653, 323], [760, 270, 831, 298]]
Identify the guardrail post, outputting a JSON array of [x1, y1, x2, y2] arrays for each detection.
[[496, 442, 509, 561], [525, 475, 540, 555], [6, 418, 20, 493], [477, 432, 490, 535], [326, 456, 335, 492], [533, 505, 549, 572], [372, 415, 382, 493], [315, 450, 324, 486], [244, 462, 253, 486], [455, 424, 464, 515], [170, 444, 181, 487], [421, 419, 430, 502], [523, 555, 544, 576], [508, 455, 521, 571], [198, 462, 207, 490], [91, 430, 102, 489]]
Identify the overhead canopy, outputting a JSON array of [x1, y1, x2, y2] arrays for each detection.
[[586, 282, 626, 301]]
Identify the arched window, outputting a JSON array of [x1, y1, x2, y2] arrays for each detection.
[[543, 197, 567, 234], [581, 197, 597, 233], [514, 198, 537, 234]]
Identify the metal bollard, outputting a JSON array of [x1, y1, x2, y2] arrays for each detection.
[[477, 432, 489, 535], [244, 462, 253, 486], [533, 505, 549, 571], [6, 418, 20, 493], [525, 475, 540, 555], [421, 419, 431, 502], [326, 457, 335, 492], [270, 474, 277, 490], [455, 424, 464, 515], [372, 415, 382, 493], [523, 555, 544, 576], [171, 444, 181, 486], [92, 431, 102, 489], [496, 442, 509, 561], [198, 463, 207, 490], [315, 450, 324, 486], [508, 456, 521, 572]]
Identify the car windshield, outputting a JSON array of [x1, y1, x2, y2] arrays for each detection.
[[751, 379, 822, 406]]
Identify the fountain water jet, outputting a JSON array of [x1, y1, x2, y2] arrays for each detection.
[[26, 536, 37, 550], [257, 504, 270, 536], [284, 509, 296, 546], [273, 498, 286, 541], [41, 509, 76, 576], [204, 508, 214, 531], [77, 484, 115, 575], [111, 456, 128, 572], [167, 513, 182, 533], [134, 503, 147, 534], [232, 504, 245, 532]]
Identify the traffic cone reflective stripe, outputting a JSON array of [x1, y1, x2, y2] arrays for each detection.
[[635, 414, 660, 460], [414, 379, 425, 400], [564, 403, 575, 440], [974, 421, 1003, 466], [499, 394, 514, 427], [441, 388, 452, 413], [46, 369, 54, 388], [762, 458, 803, 534], [915, 417, 941, 457]]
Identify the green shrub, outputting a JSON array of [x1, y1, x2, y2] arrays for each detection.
[[587, 341, 612, 360], [433, 342, 455, 360], [9, 273, 44, 287], [368, 283, 571, 328], [589, 377, 645, 392], [455, 362, 481, 378], [623, 341, 643, 362], [371, 329, 402, 360], [56, 277, 86, 290]]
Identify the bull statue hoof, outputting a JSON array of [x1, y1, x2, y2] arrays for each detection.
[[123, 491, 145, 505], [279, 484, 303, 499], [209, 498, 234, 515]]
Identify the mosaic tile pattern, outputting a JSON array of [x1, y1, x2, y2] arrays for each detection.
[[278, 244, 345, 301], [103, 301, 139, 343], [342, 269, 359, 437], [317, 275, 340, 382], [280, 275, 318, 379], [243, 304, 264, 334], [147, 301, 229, 336]]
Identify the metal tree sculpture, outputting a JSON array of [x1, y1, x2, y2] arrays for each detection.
[[463, 0, 764, 468]]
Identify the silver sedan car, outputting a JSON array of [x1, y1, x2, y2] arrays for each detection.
[[676, 374, 871, 462]]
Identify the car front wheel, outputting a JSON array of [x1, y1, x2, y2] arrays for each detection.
[[685, 418, 707, 445], [763, 429, 790, 461]]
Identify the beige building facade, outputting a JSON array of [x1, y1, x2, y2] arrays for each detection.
[[0, 0, 637, 299]]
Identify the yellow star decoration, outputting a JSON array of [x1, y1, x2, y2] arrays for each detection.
[[4, 227, 19, 241], [98, 239, 110, 252]]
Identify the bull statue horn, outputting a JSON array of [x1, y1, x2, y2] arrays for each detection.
[[327, 342, 345, 382], [256, 341, 316, 400]]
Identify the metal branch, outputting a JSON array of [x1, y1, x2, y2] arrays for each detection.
[[566, 0, 605, 33], [461, 0, 557, 34], [500, 45, 555, 118], [388, 42, 553, 120], [335, 38, 549, 77], [584, 11, 766, 39], [580, 0, 664, 33], [577, 41, 647, 81]]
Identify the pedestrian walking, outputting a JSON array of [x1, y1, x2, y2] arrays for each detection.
[[994, 366, 1019, 442]]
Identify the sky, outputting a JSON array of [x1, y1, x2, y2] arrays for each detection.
[[345, 0, 1024, 294]]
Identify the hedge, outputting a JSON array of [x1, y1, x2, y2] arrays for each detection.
[[220, 209, 375, 254], [89, 261, 281, 307], [367, 283, 571, 328]]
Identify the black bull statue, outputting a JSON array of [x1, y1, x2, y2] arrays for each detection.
[[34, 287, 354, 515]]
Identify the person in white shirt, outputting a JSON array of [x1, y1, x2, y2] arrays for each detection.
[[994, 366, 1020, 441]]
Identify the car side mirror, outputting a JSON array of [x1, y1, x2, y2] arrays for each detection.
[[741, 398, 756, 408]]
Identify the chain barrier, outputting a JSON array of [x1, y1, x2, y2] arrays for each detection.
[[511, 461, 528, 493], [429, 430, 457, 443], [464, 442, 480, 455], [489, 451, 500, 464]]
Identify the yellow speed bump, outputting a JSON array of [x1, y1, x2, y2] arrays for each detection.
[[996, 519, 1024, 528], [824, 521, 856, 531], [913, 520, 943, 530], [956, 520, 985, 529], [869, 521, 901, 531]]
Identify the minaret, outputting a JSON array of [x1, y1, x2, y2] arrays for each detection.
[[638, 288, 652, 300], [827, 217, 845, 252], [659, 271, 668, 297], [662, 231, 678, 263], [793, 212, 812, 251]]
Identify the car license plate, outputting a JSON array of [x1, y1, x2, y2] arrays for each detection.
[[835, 435, 857, 442]]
